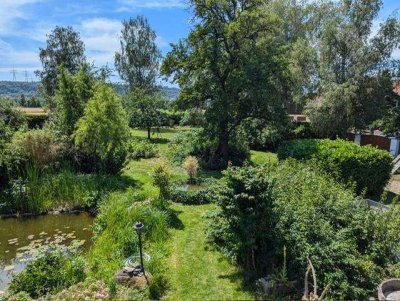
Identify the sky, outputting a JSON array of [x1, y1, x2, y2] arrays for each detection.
[[0, 0, 399, 83]]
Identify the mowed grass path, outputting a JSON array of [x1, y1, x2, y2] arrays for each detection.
[[163, 203, 254, 301]]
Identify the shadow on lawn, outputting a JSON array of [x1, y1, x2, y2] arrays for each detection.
[[218, 270, 258, 296], [169, 208, 185, 230]]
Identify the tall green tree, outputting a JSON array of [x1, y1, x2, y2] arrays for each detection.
[[161, 0, 289, 161], [36, 26, 86, 97], [125, 88, 166, 140], [54, 63, 95, 136], [288, 0, 400, 136], [74, 83, 130, 174], [115, 16, 162, 92]]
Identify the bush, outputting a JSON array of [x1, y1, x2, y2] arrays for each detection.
[[10, 129, 63, 168], [9, 248, 85, 299], [127, 138, 158, 160], [183, 156, 199, 183], [277, 139, 392, 196], [208, 161, 400, 300], [208, 165, 275, 275], [74, 83, 130, 174], [152, 163, 171, 206], [168, 128, 249, 169], [170, 185, 213, 205]]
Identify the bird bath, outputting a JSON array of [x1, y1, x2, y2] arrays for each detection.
[[378, 279, 400, 301]]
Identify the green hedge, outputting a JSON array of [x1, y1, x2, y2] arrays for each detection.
[[277, 139, 392, 196]]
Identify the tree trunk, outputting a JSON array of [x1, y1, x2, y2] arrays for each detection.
[[217, 128, 229, 160], [147, 127, 151, 140]]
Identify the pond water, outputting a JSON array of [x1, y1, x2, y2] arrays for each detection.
[[0, 212, 94, 291]]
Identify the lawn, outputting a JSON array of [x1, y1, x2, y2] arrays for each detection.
[[250, 150, 278, 165], [124, 127, 266, 299], [163, 203, 255, 301]]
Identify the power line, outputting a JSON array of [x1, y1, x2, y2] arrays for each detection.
[[10, 68, 17, 81], [24, 70, 29, 82]]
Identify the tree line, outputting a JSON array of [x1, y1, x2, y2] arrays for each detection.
[[32, 0, 400, 165]]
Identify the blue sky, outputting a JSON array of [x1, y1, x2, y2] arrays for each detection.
[[0, 0, 398, 82]]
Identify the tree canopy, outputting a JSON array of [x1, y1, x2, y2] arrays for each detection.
[[115, 16, 162, 92], [36, 26, 86, 97], [162, 0, 289, 162]]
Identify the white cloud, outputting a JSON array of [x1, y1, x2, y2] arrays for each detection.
[[80, 18, 121, 67], [117, 0, 185, 11], [0, 0, 46, 35], [80, 18, 169, 68]]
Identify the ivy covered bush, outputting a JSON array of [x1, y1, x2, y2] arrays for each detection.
[[277, 139, 393, 196], [208, 161, 400, 300]]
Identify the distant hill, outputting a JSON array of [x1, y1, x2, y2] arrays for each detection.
[[0, 81, 180, 99], [0, 81, 39, 97]]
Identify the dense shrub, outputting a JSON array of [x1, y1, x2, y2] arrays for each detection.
[[152, 163, 171, 208], [277, 139, 392, 196], [170, 186, 213, 205], [168, 128, 249, 169], [10, 129, 63, 168], [9, 248, 85, 299], [208, 165, 275, 275], [208, 161, 400, 300], [74, 83, 130, 174], [126, 138, 158, 160]]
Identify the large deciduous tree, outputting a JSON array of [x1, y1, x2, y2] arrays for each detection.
[[115, 16, 162, 92], [161, 0, 289, 162], [36, 26, 86, 98], [289, 0, 400, 136]]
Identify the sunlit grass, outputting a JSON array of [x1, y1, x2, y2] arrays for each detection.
[[250, 150, 278, 165], [163, 203, 255, 301]]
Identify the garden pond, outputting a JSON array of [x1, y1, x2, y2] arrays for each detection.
[[0, 212, 94, 291]]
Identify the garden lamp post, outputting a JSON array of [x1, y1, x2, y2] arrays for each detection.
[[134, 221, 145, 275]]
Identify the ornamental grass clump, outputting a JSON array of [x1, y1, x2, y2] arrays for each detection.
[[183, 156, 199, 183]]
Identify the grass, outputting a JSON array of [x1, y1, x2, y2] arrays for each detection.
[[250, 150, 278, 165], [163, 203, 255, 301]]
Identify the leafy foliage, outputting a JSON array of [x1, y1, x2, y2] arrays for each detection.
[[54, 64, 95, 136], [277, 139, 393, 196], [10, 129, 63, 168], [208, 165, 275, 276], [36, 26, 86, 97], [162, 0, 289, 162], [115, 16, 161, 92], [168, 128, 249, 169], [286, 0, 400, 135], [152, 163, 171, 202], [124, 88, 167, 139], [9, 248, 85, 299], [208, 161, 400, 300], [126, 138, 158, 160], [170, 186, 212, 205], [74, 83, 130, 174]]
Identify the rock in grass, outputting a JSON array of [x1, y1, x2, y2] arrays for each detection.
[[4, 265, 14, 271]]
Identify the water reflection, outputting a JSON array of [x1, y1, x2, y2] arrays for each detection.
[[0, 212, 94, 291]]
